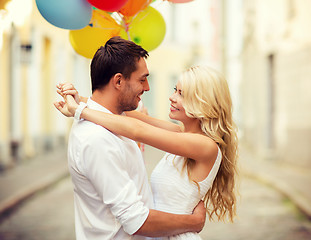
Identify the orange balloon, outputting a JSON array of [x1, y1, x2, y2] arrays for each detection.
[[69, 10, 121, 58], [119, 0, 152, 17]]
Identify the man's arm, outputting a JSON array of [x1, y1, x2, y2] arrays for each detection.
[[135, 201, 206, 237]]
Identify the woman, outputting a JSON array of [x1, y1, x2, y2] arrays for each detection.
[[55, 65, 238, 239]]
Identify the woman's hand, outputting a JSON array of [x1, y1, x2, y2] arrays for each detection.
[[54, 82, 80, 118], [54, 95, 79, 117], [56, 82, 80, 104]]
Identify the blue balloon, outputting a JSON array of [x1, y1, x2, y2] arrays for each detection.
[[35, 0, 92, 30]]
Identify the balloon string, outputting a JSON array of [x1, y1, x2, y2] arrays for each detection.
[[127, 0, 151, 22], [92, 13, 118, 28], [90, 1, 154, 41], [124, 18, 131, 40], [117, 0, 153, 40], [142, 0, 152, 11]]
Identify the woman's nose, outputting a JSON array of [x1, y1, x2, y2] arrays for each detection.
[[169, 93, 176, 102]]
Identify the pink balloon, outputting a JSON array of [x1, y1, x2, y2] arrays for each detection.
[[87, 0, 129, 12], [168, 0, 193, 3]]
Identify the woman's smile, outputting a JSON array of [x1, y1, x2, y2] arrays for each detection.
[[170, 105, 180, 112]]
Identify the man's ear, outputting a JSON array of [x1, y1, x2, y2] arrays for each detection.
[[111, 73, 123, 90]]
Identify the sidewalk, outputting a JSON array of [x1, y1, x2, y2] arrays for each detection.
[[0, 145, 310, 221], [239, 145, 311, 218], [0, 148, 69, 219]]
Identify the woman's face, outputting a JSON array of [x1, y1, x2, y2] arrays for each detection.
[[169, 81, 188, 122]]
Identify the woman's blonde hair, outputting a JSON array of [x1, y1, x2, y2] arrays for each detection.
[[179, 65, 238, 222]]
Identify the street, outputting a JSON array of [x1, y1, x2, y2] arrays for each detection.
[[0, 146, 311, 240]]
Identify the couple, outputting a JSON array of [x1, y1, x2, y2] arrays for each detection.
[[54, 36, 238, 240]]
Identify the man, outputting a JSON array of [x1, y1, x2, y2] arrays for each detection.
[[55, 36, 205, 239]]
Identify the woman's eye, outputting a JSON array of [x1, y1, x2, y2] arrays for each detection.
[[174, 87, 177, 92]]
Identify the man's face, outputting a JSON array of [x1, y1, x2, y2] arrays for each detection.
[[118, 58, 150, 112]]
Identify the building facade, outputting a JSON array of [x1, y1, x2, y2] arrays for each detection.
[[0, 0, 91, 169], [239, 0, 311, 167]]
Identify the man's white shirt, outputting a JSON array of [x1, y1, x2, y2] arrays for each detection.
[[68, 98, 154, 240]]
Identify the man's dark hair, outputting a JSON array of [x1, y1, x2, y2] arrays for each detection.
[[90, 36, 149, 92]]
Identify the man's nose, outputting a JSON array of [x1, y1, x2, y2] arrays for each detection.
[[144, 80, 150, 92]]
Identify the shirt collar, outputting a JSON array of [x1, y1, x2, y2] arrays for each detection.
[[87, 97, 112, 114]]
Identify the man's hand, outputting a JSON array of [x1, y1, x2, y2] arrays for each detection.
[[192, 200, 206, 233]]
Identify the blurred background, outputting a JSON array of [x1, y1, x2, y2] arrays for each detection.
[[0, 0, 311, 239]]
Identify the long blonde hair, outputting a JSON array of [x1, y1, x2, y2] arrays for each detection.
[[180, 66, 238, 222]]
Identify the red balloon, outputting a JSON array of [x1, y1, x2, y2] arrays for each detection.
[[87, 0, 129, 12]]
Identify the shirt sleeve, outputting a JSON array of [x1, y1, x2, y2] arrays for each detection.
[[81, 129, 149, 235]]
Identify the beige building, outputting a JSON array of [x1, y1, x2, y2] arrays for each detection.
[[0, 0, 90, 168], [240, 0, 311, 167]]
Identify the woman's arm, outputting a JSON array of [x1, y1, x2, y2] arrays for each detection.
[[57, 82, 181, 132], [79, 96, 88, 103], [125, 110, 182, 132], [54, 94, 216, 163], [80, 107, 216, 163]]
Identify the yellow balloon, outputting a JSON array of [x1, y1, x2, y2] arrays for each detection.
[[69, 10, 121, 59], [120, 6, 166, 51]]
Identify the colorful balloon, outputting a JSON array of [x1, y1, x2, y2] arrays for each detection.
[[69, 10, 121, 58], [119, 0, 152, 17], [35, 0, 92, 29], [167, 0, 193, 3], [87, 0, 129, 12], [120, 6, 166, 52]]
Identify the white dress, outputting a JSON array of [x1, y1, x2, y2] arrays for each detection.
[[150, 148, 222, 240]]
